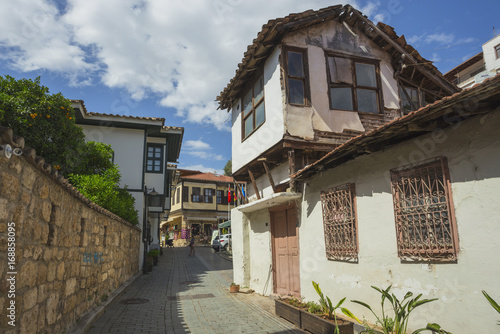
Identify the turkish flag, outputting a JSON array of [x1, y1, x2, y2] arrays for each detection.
[[228, 188, 231, 203]]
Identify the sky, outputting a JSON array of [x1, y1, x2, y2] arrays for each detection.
[[1, 0, 499, 174]]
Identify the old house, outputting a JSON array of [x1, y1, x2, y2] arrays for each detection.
[[164, 171, 238, 246], [217, 4, 457, 298], [72, 100, 183, 269], [444, 34, 500, 88]]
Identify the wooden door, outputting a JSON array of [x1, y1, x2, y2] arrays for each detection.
[[271, 204, 300, 297]]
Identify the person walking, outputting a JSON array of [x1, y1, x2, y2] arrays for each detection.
[[188, 236, 195, 256]]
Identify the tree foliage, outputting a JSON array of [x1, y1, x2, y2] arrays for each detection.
[[223, 159, 232, 176], [0, 75, 85, 174], [0, 75, 139, 224]]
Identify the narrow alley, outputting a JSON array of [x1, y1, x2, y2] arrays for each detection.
[[86, 247, 304, 334]]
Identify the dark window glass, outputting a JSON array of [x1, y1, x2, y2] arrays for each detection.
[[356, 89, 378, 114], [330, 87, 353, 111], [242, 75, 265, 140], [286, 49, 309, 106]]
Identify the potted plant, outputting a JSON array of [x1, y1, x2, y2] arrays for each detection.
[[145, 255, 153, 272], [300, 281, 358, 334], [230, 283, 240, 293], [352, 285, 450, 334], [275, 296, 309, 328], [147, 249, 160, 266]]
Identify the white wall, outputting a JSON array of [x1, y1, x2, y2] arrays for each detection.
[[299, 110, 500, 333], [483, 35, 500, 73], [80, 125, 144, 190], [232, 47, 285, 173]]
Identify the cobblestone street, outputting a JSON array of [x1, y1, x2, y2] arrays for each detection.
[[86, 247, 304, 334]]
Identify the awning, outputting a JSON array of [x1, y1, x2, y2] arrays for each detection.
[[237, 192, 301, 213], [218, 220, 231, 228], [186, 217, 218, 221]]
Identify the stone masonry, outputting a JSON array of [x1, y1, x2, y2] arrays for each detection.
[[0, 127, 141, 334]]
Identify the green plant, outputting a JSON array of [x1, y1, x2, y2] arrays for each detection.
[[147, 249, 160, 257], [482, 290, 500, 324], [312, 281, 359, 334], [352, 285, 450, 334], [307, 301, 323, 314]]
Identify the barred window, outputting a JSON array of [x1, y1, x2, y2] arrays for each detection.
[[390, 157, 459, 261], [320, 183, 358, 261]]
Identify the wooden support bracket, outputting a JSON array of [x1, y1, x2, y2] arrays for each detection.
[[262, 161, 277, 193], [248, 169, 261, 200]]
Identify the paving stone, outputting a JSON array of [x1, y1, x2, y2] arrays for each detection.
[[86, 247, 304, 334]]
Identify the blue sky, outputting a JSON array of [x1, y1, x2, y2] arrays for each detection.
[[1, 0, 499, 174]]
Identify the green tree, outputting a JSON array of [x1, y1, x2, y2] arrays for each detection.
[[223, 160, 232, 176], [68, 165, 139, 225], [72, 141, 115, 175], [0, 75, 85, 174]]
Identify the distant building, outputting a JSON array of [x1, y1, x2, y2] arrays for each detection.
[[164, 170, 242, 246], [444, 34, 500, 88], [72, 100, 183, 270]]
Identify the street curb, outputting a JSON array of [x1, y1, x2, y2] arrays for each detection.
[[67, 271, 143, 334], [215, 251, 233, 262]]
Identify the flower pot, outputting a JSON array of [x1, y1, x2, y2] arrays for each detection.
[[153, 255, 159, 266], [275, 299, 304, 328], [229, 284, 240, 293], [300, 310, 354, 334]]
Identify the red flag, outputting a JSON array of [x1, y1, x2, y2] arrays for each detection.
[[228, 188, 231, 203]]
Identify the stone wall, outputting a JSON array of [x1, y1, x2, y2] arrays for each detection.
[[0, 128, 141, 334]]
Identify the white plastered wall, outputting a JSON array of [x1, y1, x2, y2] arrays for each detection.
[[483, 35, 500, 73], [282, 20, 400, 138], [231, 47, 285, 173], [80, 125, 144, 190], [299, 110, 500, 334]]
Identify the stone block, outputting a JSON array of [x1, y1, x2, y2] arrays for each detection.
[[0, 198, 8, 220], [8, 160, 22, 174], [20, 189, 31, 205], [37, 304, 46, 332], [46, 293, 59, 325], [21, 167, 36, 190], [19, 261, 37, 289], [19, 304, 38, 334], [40, 201, 52, 223], [37, 263, 47, 283], [37, 283, 50, 304], [64, 294, 77, 314], [12, 205, 25, 230], [34, 177, 49, 200], [56, 262, 65, 281], [47, 262, 56, 282], [0, 222, 6, 233], [0, 172, 20, 201], [23, 287, 38, 311], [64, 278, 77, 297]]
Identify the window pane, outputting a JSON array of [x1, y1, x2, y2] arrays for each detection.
[[289, 79, 305, 105], [244, 115, 253, 138], [243, 90, 253, 115], [154, 166, 160, 171], [329, 57, 352, 84], [288, 51, 304, 77], [254, 76, 264, 103], [355, 63, 377, 87], [148, 151, 153, 158], [330, 87, 353, 111], [255, 102, 265, 127], [357, 89, 378, 113]]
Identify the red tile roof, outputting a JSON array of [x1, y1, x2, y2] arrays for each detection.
[[182, 172, 234, 183]]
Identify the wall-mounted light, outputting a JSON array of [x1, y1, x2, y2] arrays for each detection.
[[0, 144, 13, 159]]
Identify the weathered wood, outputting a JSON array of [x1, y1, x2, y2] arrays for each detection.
[[248, 169, 261, 200], [262, 161, 277, 193], [351, 10, 458, 95], [288, 149, 296, 191]]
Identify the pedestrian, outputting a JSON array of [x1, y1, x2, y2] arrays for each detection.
[[188, 236, 195, 256]]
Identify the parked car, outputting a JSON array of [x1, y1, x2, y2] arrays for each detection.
[[219, 234, 231, 250], [211, 235, 221, 251]]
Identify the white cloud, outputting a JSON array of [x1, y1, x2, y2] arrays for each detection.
[[407, 32, 455, 46], [179, 164, 223, 175], [184, 139, 211, 150], [0, 0, 357, 128], [182, 138, 225, 161]]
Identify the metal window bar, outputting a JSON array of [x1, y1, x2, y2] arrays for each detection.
[[390, 157, 458, 261], [320, 183, 358, 260]]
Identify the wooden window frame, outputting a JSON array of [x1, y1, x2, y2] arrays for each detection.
[[320, 183, 358, 261], [283, 46, 311, 107], [399, 83, 425, 113], [182, 186, 189, 202], [326, 52, 383, 114], [495, 44, 500, 59], [191, 187, 201, 203], [390, 157, 459, 262], [176, 188, 180, 204], [241, 74, 265, 141], [146, 143, 164, 173], [204, 188, 214, 203]]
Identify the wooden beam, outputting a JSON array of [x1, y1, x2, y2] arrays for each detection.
[[248, 169, 261, 200], [262, 161, 277, 193], [350, 10, 458, 95], [288, 149, 296, 191]]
